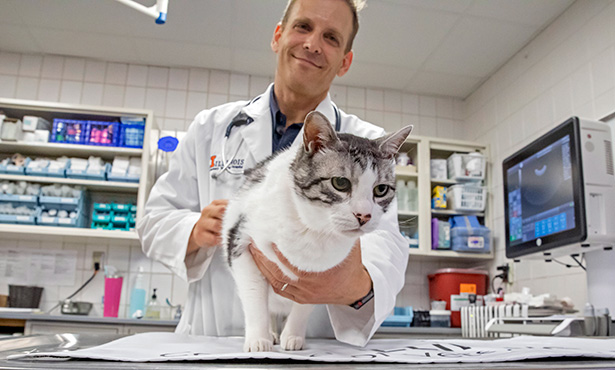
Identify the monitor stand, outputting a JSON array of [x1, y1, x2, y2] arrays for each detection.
[[585, 248, 615, 315]]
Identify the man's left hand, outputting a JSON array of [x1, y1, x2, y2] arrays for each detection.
[[248, 240, 372, 306]]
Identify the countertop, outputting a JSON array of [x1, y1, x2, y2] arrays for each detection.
[[0, 311, 178, 326], [0, 311, 462, 337], [2, 334, 615, 370]]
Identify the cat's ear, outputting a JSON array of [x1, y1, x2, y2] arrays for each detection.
[[376, 125, 413, 157], [303, 111, 338, 154]]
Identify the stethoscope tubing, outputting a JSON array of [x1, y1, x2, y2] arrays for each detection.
[[212, 100, 341, 179]]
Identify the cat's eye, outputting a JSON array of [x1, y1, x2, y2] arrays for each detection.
[[373, 184, 389, 197], [331, 177, 351, 192]]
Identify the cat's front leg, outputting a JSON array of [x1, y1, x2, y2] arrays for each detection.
[[233, 253, 274, 352], [280, 303, 314, 351]]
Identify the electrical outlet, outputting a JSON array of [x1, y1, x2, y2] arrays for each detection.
[[93, 251, 105, 269]]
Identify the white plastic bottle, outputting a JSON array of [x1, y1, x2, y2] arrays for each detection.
[[407, 180, 418, 212], [129, 267, 147, 319], [396, 180, 408, 211]]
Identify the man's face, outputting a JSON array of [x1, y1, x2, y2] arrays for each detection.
[[271, 0, 354, 96]]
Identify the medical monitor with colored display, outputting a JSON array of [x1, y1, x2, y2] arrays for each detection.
[[503, 117, 586, 259]]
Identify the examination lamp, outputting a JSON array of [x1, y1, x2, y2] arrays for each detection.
[[114, 0, 168, 24]]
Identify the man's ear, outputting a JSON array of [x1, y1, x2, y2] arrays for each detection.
[[336, 50, 353, 77], [271, 23, 282, 53]]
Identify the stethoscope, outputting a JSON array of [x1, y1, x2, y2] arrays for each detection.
[[211, 99, 341, 180]]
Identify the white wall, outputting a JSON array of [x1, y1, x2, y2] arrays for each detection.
[[465, 0, 615, 309], [0, 51, 469, 315]]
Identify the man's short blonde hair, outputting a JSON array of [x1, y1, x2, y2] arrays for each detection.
[[280, 0, 366, 53]]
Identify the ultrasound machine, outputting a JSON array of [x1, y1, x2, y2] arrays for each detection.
[[503, 116, 615, 318]]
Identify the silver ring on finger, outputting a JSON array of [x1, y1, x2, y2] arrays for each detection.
[[281, 283, 289, 292]]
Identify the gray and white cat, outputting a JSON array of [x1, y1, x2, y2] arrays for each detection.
[[222, 111, 412, 352]]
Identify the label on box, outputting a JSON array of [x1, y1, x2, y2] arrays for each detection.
[[450, 294, 484, 311], [467, 236, 484, 249], [459, 283, 476, 294], [59, 218, 71, 224]]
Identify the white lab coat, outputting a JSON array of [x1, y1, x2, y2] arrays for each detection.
[[137, 84, 408, 347]]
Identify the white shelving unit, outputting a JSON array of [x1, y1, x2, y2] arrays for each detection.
[[0, 98, 153, 242], [395, 135, 493, 261]]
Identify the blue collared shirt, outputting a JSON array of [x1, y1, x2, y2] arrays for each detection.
[[269, 87, 303, 153]]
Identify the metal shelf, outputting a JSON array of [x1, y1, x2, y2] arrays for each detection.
[[0, 141, 142, 160], [0, 224, 138, 242], [431, 209, 485, 217], [0, 174, 139, 193]]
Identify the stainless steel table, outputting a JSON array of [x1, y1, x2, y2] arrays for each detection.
[[2, 334, 615, 370]]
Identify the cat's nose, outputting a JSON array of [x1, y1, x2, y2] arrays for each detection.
[[354, 213, 371, 226]]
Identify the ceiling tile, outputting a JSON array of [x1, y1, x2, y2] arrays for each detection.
[[406, 71, 483, 98], [134, 39, 232, 71], [423, 17, 537, 78], [231, 0, 284, 50], [0, 24, 41, 53], [354, 1, 460, 69], [342, 62, 416, 90], [383, 0, 474, 14], [28, 27, 139, 61], [466, 0, 574, 26]]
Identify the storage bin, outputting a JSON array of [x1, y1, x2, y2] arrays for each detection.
[[119, 121, 145, 148], [429, 310, 451, 327], [447, 153, 485, 181], [8, 285, 44, 308], [381, 306, 414, 327], [449, 215, 491, 253], [51, 119, 88, 144], [451, 226, 491, 253], [107, 172, 140, 183], [428, 268, 488, 327], [25, 160, 69, 178], [38, 190, 87, 228], [447, 184, 486, 212], [87, 121, 120, 146], [0, 206, 40, 225], [66, 163, 109, 181], [0, 157, 31, 175]]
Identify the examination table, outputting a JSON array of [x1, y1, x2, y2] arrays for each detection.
[[2, 333, 615, 369]]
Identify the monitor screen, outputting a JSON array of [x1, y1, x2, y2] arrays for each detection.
[[503, 117, 586, 258]]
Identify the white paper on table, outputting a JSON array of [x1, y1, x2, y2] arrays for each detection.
[[9, 332, 615, 364]]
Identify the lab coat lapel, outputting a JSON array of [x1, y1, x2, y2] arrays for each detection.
[[240, 85, 274, 163]]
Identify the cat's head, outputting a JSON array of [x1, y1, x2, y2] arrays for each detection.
[[291, 111, 412, 237]]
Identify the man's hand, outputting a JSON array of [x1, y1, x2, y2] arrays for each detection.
[[186, 199, 228, 256], [249, 240, 372, 306]]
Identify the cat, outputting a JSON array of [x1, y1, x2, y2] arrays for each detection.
[[222, 111, 412, 352]]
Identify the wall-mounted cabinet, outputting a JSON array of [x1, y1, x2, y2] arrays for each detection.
[[396, 136, 492, 260], [0, 98, 153, 242]]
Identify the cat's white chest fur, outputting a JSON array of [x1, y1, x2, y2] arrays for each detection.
[[239, 148, 357, 276]]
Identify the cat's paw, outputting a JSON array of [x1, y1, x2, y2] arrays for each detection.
[[243, 337, 273, 352], [270, 330, 280, 345], [280, 333, 305, 351]]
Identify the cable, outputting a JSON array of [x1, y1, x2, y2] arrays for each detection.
[[491, 275, 503, 295], [46, 262, 101, 314], [570, 255, 586, 271]]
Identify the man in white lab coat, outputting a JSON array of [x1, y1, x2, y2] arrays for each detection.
[[137, 0, 408, 347]]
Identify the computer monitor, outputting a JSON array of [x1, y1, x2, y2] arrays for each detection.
[[503, 117, 615, 259], [502, 116, 615, 313]]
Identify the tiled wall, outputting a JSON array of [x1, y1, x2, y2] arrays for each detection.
[[0, 50, 468, 315], [465, 0, 615, 309]]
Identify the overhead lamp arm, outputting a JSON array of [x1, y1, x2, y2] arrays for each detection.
[[114, 0, 168, 24]]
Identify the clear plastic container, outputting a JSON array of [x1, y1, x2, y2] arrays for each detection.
[[429, 310, 451, 327], [447, 184, 486, 211]]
